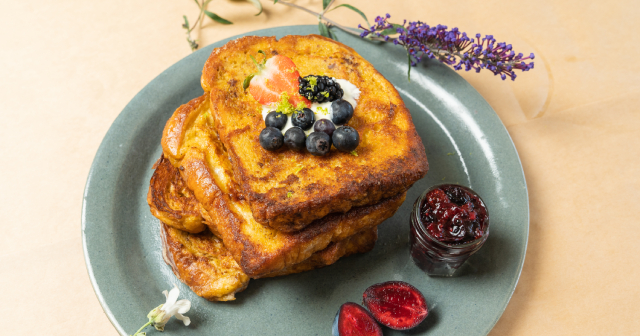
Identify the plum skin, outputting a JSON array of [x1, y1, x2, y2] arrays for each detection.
[[332, 302, 383, 336]]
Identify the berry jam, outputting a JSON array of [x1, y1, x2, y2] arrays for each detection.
[[420, 185, 488, 244], [409, 184, 489, 276]]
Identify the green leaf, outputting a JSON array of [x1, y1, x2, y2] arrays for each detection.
[[318, 21, 330, 38], [273, 0, 278, 3], [381, 23, 404, 36], [182, 15, 190, 29], [244, 0, 263, 16], [330, 4, 370, 27], [243, 74, 255, 90], [328, 27, 337, 41], [204, 10, 233, 24], [323, 0, 331, 9]]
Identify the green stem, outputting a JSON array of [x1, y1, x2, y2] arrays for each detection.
[[188, 0, 205, 33], [274, 0, 380, 40], [132, 321, 153, 336], [185, 0, 213, 50], [321, 0, 336, 15]]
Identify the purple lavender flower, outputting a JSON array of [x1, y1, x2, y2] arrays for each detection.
[[359, 15, 534, 80]]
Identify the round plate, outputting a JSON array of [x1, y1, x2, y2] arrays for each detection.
[[82, 26, 528, 336]]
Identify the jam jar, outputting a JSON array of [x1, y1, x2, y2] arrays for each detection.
[[409, 184, 489, 277]]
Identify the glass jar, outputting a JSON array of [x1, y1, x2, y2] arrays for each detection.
[[409, 184, 490, 277]]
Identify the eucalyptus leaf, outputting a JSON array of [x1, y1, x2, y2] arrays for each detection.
[[318, 21, 330, 38], [328, 27, 337, 41], [204, 10, 233, 24], [322, 0, 331, 10], [244, 0, 263, 16], [330, 4, 370, 27], [182, 15, 190, 29]]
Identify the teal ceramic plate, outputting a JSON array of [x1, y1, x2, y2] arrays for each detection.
[[82, 26, 528, 335]]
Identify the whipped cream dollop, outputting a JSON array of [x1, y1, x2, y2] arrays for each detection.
[[261, 78, 361, 135]]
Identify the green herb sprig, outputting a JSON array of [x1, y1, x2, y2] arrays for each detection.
[[273, 0, 369, 40], [185, 0, 368, 51], [182, 1, 534, 82], [183, 0, 262, 51]]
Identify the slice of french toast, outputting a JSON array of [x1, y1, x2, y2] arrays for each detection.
[[156, 93, 405, 277], [150, 140, 405, 277], [148, 154, 207, 233], [190, 35, 428, 231], [161, 223, 248, 301], [161, 223, 377, 301]]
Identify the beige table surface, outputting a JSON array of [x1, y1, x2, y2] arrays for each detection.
[[1, 0, 638, 335]]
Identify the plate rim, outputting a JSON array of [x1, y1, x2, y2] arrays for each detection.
[[82, 24, 529, 335]]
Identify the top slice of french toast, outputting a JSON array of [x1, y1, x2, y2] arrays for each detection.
[[160, 94, 406, 276], [196, 35, 428, 230]]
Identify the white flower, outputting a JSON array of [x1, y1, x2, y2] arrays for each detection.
[[147, 285, 191, 331]]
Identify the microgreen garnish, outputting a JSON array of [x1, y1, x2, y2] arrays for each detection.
[[350, 150, 358, 156], [274, 92, 297, 115], [287, 191, 293, 198], [294, 166, 304, 174], [308, 76, 318, 88]]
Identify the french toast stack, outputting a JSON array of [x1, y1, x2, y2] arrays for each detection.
[[147, 35, 428, 301]]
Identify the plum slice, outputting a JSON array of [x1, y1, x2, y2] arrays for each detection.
[[332, 302, 383, 336], [362, 281, 428, 330]]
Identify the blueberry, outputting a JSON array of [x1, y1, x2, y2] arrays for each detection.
[[284, 127, 306, 151], [331, 99, 354, 125], [306, 132, 332, 156], [332, 126, 359, 152], [292, 108, 315, 130], [259, 127, 284, 151], [313, 119, 336, 137], [265, 111, 287, 130]]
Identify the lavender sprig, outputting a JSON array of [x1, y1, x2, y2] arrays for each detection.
[[359, 14, 535, 81]]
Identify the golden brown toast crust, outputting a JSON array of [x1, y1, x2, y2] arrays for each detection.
[[161, 223, 249, 301], [161, 223, 378, 300], [147, 155, 206, 233], [258, 228, 377, 279], [153, 143, 405, 277], [197, 35, 428, 230]]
